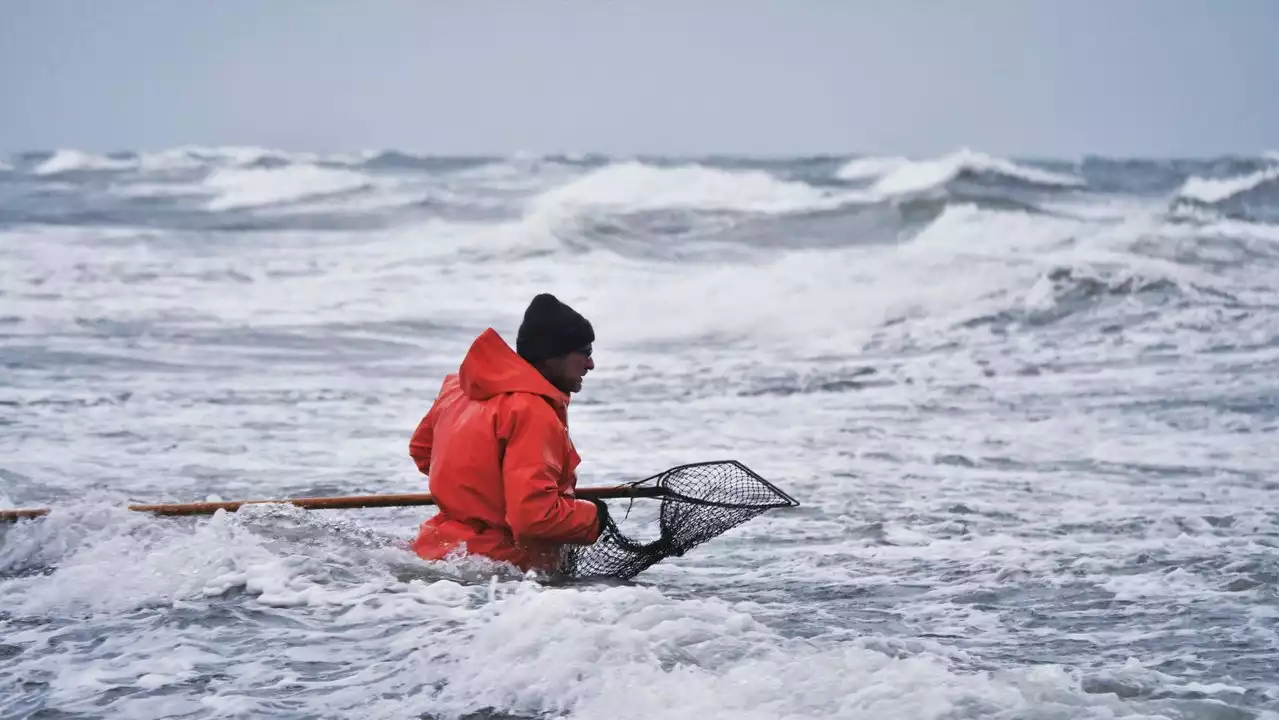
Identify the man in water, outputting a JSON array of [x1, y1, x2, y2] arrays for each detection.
[[408, 293, 607, 572]]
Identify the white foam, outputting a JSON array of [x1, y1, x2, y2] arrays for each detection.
[[26, 146, 322, 178], [5, 519, 1194, 720], [134, 144, 354, 171], [584, 203, 1084, 351], [351, 582, 1207, 720], [834, 155, 910, 181], [1165, 216, 1280, 244], [111, 180, 213, 200], [178, 144, 314, 167], [226, 200, 1100, 359], [528, 161, 851, 218], [1, 509, 281, 614], [871, 148, 1084, 196], [33, 149, 135, 175], [203, 164, 375, 211], [132, 148, 209, 172], [1101, 567, 1213, 602], [1176, 167, 1279, 204]]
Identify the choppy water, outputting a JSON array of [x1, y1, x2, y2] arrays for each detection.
[[1, 146, 1276, 719]]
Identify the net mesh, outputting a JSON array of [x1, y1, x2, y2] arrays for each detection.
[[557, 460, 798, 581]]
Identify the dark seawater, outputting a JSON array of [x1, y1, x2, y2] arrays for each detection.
[[1, 147, 1276, 719]]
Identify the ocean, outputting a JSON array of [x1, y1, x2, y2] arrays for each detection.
[[0, 146, 1276, 719]]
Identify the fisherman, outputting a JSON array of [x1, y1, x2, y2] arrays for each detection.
[[407, 293, 608, 572]]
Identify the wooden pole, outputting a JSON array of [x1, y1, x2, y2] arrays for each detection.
[[0, 485, 666, 522], [0, 508, 49, 521]]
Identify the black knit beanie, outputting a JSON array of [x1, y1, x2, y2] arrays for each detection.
[[516, 293, 595, 364]]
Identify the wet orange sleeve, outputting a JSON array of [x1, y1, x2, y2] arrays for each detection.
[[498, 399, 600, 545], [408, 406, 437, 475]]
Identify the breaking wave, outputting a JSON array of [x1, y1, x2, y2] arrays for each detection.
[[202, 165, 377, 211], [1170, 166, 1279, 223], [836, 148, 1084, 196]]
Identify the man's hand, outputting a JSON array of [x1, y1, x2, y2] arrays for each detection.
[[589, 498, 612, 538]]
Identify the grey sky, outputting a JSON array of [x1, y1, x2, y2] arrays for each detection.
[[1, 1, 1275, 158]]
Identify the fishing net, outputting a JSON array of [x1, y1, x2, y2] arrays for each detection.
[[557, 460, 798, 581]]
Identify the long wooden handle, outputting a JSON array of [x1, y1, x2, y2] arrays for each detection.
[[0, 485, 666, 522]]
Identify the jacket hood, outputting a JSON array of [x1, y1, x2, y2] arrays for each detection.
[[458, 328, 569, 410]]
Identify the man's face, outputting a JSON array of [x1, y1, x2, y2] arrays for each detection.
[[543, 345, 594, 394]]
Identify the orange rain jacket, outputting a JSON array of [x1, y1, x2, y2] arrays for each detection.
[[408, 328, 601, 572]]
